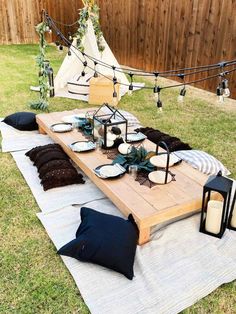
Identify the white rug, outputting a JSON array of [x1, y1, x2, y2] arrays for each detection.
[[11, 150, 105, 213], [37, 199, 236, 314], [0, 121, 54, 152]]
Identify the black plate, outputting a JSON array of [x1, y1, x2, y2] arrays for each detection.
[[94, 164, 126, 179]]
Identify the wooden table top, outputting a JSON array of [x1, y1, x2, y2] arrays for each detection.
[[36, 108, 208, 238]]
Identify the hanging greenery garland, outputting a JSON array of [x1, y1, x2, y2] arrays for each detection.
[[30, 20, 50, 111], [76, 0, 105, 53]]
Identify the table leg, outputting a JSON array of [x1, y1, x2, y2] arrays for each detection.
[[138, 227, 150, 245], [38, 125, 46, 134]]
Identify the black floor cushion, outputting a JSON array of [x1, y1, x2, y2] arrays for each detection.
[[58, 207, 139, 280], [26, 144, 62, 162], [3, 112, 38, 131], [38, 159, 74, 179], [135, 127, 192, 152], [41, 168, 85, 191], [34, 150, 69, 170]]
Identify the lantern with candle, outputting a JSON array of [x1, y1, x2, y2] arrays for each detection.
[[199, 171, 233, 238], [93, 104, 127, 149], [227, 188, 236, 231]]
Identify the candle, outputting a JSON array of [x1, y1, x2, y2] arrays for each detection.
[[230, 204, 236, 228], [205, 200, 223, 234]]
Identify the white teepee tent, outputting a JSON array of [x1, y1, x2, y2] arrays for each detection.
[[54, 19, 132, 101]]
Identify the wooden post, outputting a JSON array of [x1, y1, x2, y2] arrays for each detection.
[[138, 227, 150, 245]]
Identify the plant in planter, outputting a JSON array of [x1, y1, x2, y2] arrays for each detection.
[[112, 146, 155, 172]]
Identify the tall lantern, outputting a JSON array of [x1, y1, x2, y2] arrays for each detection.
[[227, 187, 236, 231], [199, 171, 233, 238], [93, 103, 127, 149]]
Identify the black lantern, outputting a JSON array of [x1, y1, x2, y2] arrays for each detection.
[[199, 171, 233, 238], [227, 187, 236, 231], [93, 104, 127, 149]]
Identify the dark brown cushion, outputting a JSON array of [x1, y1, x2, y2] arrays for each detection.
[[26, 144, 63, 162], [34, 150, 69, 170], [41, 168, 85, 191], [135, 127, 192, 152], [38, 159, 74, 179]]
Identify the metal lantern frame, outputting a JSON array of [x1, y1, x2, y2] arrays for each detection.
[[92, 103, 127, 149], [227, 188, 236, 231], [199, 171, 233, 238]]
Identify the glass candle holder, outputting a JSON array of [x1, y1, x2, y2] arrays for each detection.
[[129, 165, 138, 179]]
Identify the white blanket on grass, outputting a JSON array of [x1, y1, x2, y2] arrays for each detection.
[[0, 121, 54, 152], [11, 150, 105, 213], [37, 199, 236, 314]]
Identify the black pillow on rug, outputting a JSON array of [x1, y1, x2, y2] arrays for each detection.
[[34, 150, 69, 170], [3, 112, 38, 131], [58, 208, 139, 280], [26, 144, 62, 162], [38, 159, 73, 179], [41, 168, 85, 191]]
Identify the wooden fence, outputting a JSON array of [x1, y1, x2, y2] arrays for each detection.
[[1, 0, 236, 98]]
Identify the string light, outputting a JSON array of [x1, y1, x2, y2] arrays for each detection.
[[112, 66, 118, 106], [81, 61, 87, 76], [68, 32, 73, 42], [45, 13, 236, 106], [222, 78, 230, 97], [128, 72, 134, 96], [153, 72, 159, 100], [93, 61, 98, 77], [177, 73, 186, 103], [156, 86, 163, 112], [216, 84, 224, 103]]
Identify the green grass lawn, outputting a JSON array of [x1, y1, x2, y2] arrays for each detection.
[[0, 44, 235, 314]]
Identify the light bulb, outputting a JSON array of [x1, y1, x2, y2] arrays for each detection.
[[153, 86, 160, 101], [216, 86, 224, 103], [112, 91, 118, 106], [223, 88, 230, 98], [128, 85, 133, 96], [157, 100, 163, 112], [222, 79, 230, 97], [178, 95, 184, 103]]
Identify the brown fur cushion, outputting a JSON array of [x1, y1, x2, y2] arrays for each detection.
[[38, 159, 74, 179], [34, 150, 69, 170], [25, 144, 63, 162], [41, 168, 85, 191], [135, 127, 192, 152]]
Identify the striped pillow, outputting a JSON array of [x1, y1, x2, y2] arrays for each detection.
[[175, 150, 230, 176], [119, 110, 141, 127]]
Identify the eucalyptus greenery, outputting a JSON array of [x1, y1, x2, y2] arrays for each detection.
[[76, 1, 105, 53], [30, 21, 50, 111]]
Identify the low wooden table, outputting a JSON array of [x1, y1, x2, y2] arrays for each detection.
[[37, 109, 210, 245]]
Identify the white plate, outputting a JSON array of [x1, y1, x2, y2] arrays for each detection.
[[126, 132, 147, 142], [51, 123, 73, 133], [95, 164, 126, 178], [148, 171, 172, 184], [62, 114, 86, 123], [70, 141, 95, 152], [150, 154, 181, 167], [100, 165, 122, 177]]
